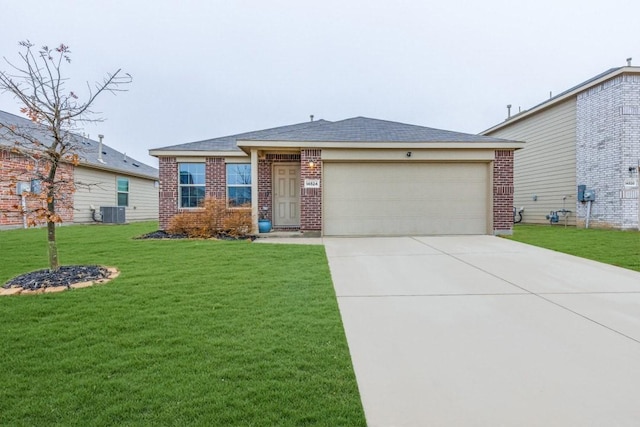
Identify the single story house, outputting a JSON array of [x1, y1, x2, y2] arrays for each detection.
[[0, 110, 159, 228], [150, 117, 523, 236], [483, 65, 640, 230]]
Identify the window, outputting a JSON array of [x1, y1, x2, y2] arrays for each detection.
[[226, 163, 251, 207], [117, 177, 129, 207], [179, 163, 205, 208]]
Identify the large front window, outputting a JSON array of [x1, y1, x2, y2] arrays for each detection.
[[179, 163, 205, 208], [226, 163, 251, 207]]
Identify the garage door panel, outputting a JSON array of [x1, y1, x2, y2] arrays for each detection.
[[323, 162, 489, 236]]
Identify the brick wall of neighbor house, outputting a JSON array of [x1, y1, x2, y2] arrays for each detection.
[[493, 150, 514, 234], [576, 74, 640, 229], [158, 157, 178, 230], [0, 149, 74, 227], [258, 153, 301, 226], [300, 149, 322, 232]]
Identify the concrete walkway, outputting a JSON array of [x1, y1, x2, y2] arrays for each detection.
[[323, 236, 640, 427]]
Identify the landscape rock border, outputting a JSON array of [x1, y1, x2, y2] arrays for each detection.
[[1, 267, 120, 296]]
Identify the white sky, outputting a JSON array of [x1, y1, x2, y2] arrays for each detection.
[[1, 0, 638, 168]]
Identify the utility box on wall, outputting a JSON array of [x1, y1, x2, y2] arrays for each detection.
[[100, 206, 126, 224], [577, 185, 596, 202]]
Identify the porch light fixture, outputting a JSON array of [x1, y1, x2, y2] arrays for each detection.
[[308, 160, 315, 169]]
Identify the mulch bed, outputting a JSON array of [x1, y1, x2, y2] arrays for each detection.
[[136, 230, 256, 241], [3, 265, 110, 291]]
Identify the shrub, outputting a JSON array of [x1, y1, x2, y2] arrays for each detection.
[[167, 197, 252, 238], [223, 208, 252, 237]]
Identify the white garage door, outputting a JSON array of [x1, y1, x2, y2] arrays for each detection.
[[323, 162, 490, 236]]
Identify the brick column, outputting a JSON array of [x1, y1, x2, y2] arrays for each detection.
[[300, 149, 322, 233], [493, 150, 514, 235], [158, 157, 178, 230], [258, 158, 272, 219]]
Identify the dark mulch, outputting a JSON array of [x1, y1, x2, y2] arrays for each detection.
[[135, 230, 188, 239], [4, 265, 109, 290], [136, 230, 256, 241]]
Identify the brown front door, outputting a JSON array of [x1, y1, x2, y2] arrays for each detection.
[[273, 164, 300, 227]]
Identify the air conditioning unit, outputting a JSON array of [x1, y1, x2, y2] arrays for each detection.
[[100, 206, 126, 224]]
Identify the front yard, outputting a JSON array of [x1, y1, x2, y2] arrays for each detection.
[[507, 224, 640, 272], [0, 222, 366, 426]]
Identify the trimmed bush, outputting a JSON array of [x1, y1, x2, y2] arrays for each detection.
[[167, 197, 251, 238]]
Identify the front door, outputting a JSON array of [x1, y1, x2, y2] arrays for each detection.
[[273, 164, 300, 227]]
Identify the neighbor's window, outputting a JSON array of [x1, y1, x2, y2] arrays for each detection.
[[179, 163, 205, 208], [226, 163, 251, 207], [117, 177, 129, 207]]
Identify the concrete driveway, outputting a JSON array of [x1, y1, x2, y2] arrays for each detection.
[[323, 236, 640, 427]]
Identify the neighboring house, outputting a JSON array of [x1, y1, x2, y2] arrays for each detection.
[[483, 66, 640, 230], [0, 110, 158, 228], [149, 117, 523, 236]]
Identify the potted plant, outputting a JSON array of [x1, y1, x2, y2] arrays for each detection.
[[258, 206, 272, 233]]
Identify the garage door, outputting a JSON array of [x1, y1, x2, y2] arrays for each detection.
[[323, 162, 490, 236]]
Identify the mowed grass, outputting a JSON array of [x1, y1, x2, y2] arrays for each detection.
[[507, 224, 640, 272], [0, 222, 366, 426]]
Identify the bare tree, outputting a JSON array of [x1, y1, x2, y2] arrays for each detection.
[[0, 41, 131, 270]]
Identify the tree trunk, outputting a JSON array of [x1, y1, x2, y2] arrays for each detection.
[[46, 176, 59, 271], [47, 220, 59, 271]]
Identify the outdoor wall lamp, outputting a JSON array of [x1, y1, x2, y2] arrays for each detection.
[[308, 160, 315, 169]]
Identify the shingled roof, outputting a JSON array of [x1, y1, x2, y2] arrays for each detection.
[[0, 110, 157, 180], [153, 119, 332, 152], [241, 117, 509, 143], [151, 116, 511, 154]]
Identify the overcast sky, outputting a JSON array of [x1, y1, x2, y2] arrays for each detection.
[[1, 0, 638, 168]]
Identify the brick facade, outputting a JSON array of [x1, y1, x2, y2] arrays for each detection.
[[157, 149, 515, 235], [206, 157, 226, 200], [576, 74, 640, 229], [493, 150, 515, 234], [1, 149, 74, 227]]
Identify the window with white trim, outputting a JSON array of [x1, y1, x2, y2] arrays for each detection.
[[226, 163, 251, 207], [117, 177, 129, 207], [179, 163, 205, 208]]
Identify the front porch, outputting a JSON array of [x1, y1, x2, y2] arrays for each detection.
[[250, 149, 322, 235]]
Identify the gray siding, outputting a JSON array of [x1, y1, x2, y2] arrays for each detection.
[[487, 99, 577, 225], [73, 166, 158, 223]]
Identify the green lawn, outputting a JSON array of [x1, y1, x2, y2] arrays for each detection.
[[0, 222, 366, 426], [507, 224, 640, 272]]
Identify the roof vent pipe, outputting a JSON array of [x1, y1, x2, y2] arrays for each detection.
[[506, 104, 512, 119], [627, 57, 633, 66], [98, 134, 104, 163]]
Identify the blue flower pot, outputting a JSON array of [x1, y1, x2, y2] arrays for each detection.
[[258, 219, 272, 233]]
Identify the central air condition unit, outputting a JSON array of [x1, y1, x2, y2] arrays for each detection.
[[100, 206, 126, 224]]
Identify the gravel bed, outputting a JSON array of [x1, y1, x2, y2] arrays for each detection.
[[4, 265, 109, 290]]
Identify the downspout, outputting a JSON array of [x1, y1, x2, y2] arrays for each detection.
[[21, 193, 27, 229], [585, 200, 592, 229]]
